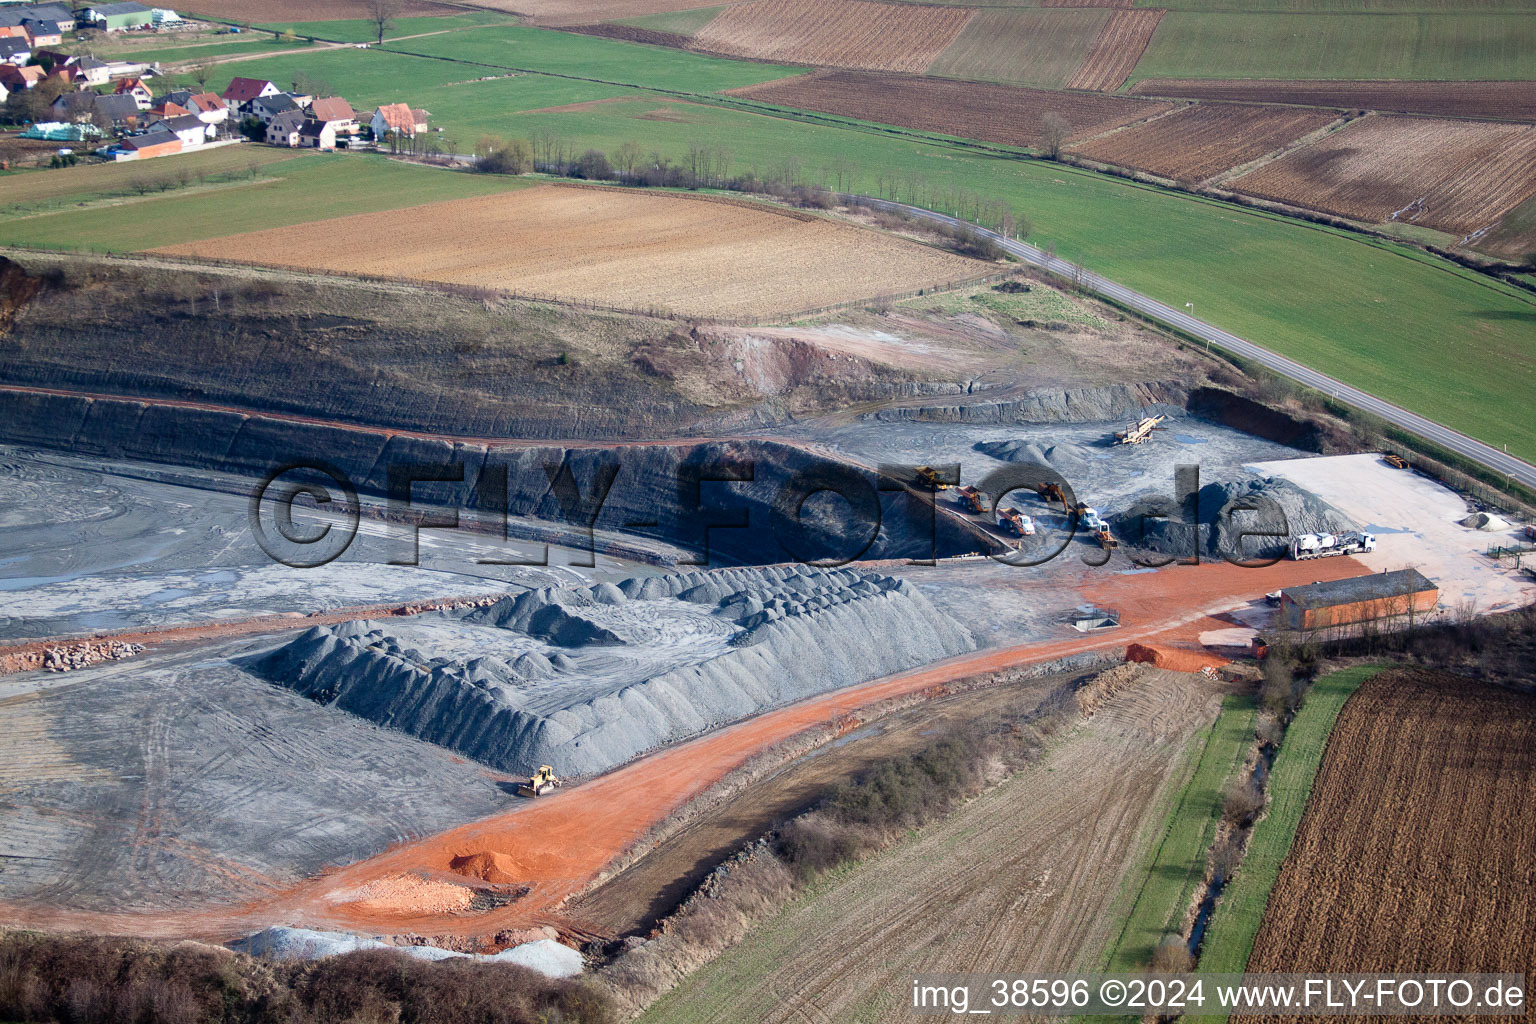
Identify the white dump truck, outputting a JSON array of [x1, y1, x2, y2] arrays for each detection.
[[1288, 531, 1376, 560]]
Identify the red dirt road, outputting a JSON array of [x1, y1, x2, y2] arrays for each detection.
[[0, 555, 1366, 944]]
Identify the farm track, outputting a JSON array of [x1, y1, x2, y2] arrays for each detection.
[[1066, 9, 1166, 92], [642, 670, 1221, 1023], [1238, 669, 1536, 1022], [729, 70, 1170, 148], [1130, 78, 1536, 123], [688, 0, 972, 73], [1072, 104, 1339, 183], [1230, 114, 1536, 236]]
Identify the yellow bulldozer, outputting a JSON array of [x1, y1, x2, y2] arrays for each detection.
[[1114, 415, 1166, 445], [517, 765, 562, 798]]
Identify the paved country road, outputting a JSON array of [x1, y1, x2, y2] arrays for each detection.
[[849, 195, 1536, 495]]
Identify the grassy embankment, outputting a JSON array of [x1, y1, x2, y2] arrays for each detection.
[[1195, 666, 1386, 984]]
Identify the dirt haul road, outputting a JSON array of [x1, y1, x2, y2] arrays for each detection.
[[0, 556, 1365, 944], [642, 668, 1222, 1023]]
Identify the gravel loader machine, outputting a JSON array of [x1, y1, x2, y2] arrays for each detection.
[[914, 466, 952, 491], [1288, 531, 1376, 560], [955, 485, 987, 514], [1036, 481, 1067, 506], [1114, 415, 1166, 446], [517, 765, 562, 798]]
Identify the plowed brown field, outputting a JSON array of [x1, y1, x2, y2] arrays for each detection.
[[1230, 115, 1536, 236], [730, 70, 1169, 147], [1073, 104, 1337, 183], [1067, 8, 1165, 92], [689, 0, 973, 73], [1130, 78, 1536, 122], [148, 185, 991, 320], [1238, 669, 1536, 1018], [926, 9, 1111, 90]]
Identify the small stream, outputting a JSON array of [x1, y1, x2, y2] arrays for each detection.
[[1187, 740, 1278, 956]]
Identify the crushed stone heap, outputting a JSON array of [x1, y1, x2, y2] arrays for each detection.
[[255, 566, 975, 777]]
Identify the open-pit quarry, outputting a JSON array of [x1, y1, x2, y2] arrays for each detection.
[[0, 251, 1528, 992]]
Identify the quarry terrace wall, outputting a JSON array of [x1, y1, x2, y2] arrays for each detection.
[[0, 390, 993, 566]]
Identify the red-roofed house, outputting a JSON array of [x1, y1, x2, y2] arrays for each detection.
[[114, 76, 152, 109], [309, 95, 356, 135], [221, 76, 279, 110], [149, 99, 189, 118], [187, 91, 229, 125], [0, 63, 44, 91], [370, 102, 426, 139]]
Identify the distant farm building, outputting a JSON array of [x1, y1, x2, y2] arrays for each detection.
[[1278, 569, 1439, 631], [80, 2, 153, 31], [371, 102, 427, 138]]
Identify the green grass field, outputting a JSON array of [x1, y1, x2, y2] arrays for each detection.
[[382, 25, 805, 94], [253, 12, 512, 43], [1101, 694, 1258, 973], [0, 154, 531, 251], [0, 147, 303, 218], [1195, 666, 1384, 984], [89, 34, 302, 64], [1130, 12, 1536, 83]]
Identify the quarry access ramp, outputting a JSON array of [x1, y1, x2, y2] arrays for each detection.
[[844, 194, 1536, 494]]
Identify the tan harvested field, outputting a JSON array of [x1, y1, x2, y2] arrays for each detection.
[[926, 9, 1111, 91], [1130, 78, 1536, 123], [731, 70, 1170, 147], [1067, 8, 1165, 92], [468, 0, 734, 28], [183, 0, 460, 19], [643, 670, 1223, 1023], [689, 0, 972, 74], [571, 671, 1069, 936], [1072, 104, 1337, 183], [1238, 669, 1536, 1020], [1044, 0, 1132, 6], [1230, 114, 1536, 237], [149, 185, 992, 320]]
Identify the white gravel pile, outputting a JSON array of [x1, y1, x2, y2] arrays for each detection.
[[231, 928, 582, 977]]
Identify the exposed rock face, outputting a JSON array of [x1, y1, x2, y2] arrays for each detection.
[[868, 382, 1186, 425], [254, 566, 976, 777], [0, 257, 43, 337], [1110, 475, 1357, 560]]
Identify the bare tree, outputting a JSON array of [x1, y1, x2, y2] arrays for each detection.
[[370, 0, 401, 44], [189, 62, 211, 91], [1039, 111, 1070, 161], [612, 140, 642, 179]]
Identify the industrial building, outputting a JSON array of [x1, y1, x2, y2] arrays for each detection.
[[1278, 569, 1439, 631]]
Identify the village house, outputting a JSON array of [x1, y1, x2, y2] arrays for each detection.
[[0, 63, 44, 91], [114, 76, 152, 110], [370, 102, 427, 139], [186, 91, 228, 124], [149, 112, 214, 148], [22, 18, 62, 46], [249, 91, 300, 124], [0, 36, 31, 65], [297, 118, 336, 150], [309, 95, 356, 135], [221, 76, 279, 112], [0, 4, 73, 32], [264, 108, 304, 146], [51, 90, 140, 128]]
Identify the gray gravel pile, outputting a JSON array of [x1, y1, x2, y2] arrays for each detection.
[[971, 439, 1093, 476], [257, 566, 975, 777], [1111, 475, 1357, 560]]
